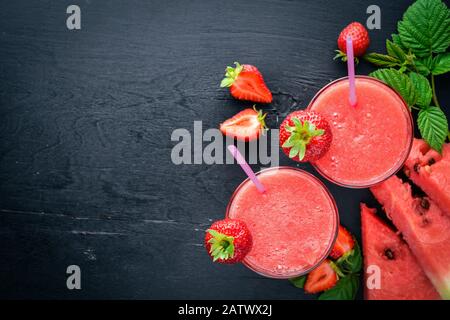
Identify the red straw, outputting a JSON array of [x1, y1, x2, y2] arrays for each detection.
[[227, 145, 266, 193], [346, 36, 357, 107]]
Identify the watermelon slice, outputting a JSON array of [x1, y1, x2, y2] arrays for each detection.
[[371, 176, 450, 299], [404, 139, 450, 217], [361, 203, 440, 300]]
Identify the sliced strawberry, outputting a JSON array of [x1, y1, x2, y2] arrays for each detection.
[[220, 62, 272, 103], [220, 107, 267, 142], [330, 226, 355, 260], [304, 259, 338, 294]]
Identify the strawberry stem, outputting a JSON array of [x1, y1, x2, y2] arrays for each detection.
[[282, 118, 324, 160], [207, 229, 235, 261], [220, 62, 243, 88], [253, 105, 268, 133], [334, 50, 359, 64]]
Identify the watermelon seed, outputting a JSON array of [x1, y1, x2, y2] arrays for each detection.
[[413, 163, 420, 173], [428, 158, 435, 166], [420, 198, 430, 210], [383, 248, 395, 260]]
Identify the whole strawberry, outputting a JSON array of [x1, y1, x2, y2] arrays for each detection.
[[220, 62, 272, 104], [279, 111, 332, 162], [204, 219, 252, 264], [335, 22, 370, 61]]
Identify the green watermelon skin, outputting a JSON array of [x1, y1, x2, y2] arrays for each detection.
[[361, 203, 440, 300], [371, 176, 450, 299], [404, 139, 450, 217]]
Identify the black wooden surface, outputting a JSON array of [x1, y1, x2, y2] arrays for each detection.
[[0, 0, 449, 299]]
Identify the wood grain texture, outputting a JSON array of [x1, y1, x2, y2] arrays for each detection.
[[0, 0, 449, 299]]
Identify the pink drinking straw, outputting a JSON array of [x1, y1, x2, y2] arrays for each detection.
[[227, 145, 266, 193], [346, 36, 357, 107]]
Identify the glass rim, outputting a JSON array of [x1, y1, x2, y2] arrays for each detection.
[[225, 166, 340, 279], [307, 75, 414, 188]]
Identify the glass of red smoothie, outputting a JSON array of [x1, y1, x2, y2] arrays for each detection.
[[308, 76, 413, 188], [226, 167, 339, 279]]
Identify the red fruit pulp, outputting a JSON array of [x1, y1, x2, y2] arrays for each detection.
[[226, 167, 339, 278], [308, 76, 413, 187]]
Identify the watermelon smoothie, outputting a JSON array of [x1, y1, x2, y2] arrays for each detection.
[[308, 76, 413, 188], [226, 167, 339, 278]]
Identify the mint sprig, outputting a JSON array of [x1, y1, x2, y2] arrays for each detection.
[[289, 237, 362, 300], [318, 274, 359, 300], [335, 242, 362, 275], [318, 241, 362, 300], [289, 275, 306, 289], [364, 0, 450, 152]]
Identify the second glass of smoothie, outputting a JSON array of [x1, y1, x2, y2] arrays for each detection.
[[308, 76, 413, 188], [226, 167, 339, 279]]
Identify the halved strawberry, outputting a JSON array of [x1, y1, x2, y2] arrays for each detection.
[[330, 226, 355, 260], [304, 259, 338, 294], [220, 62, 272, 103], [220, 106, 267, 142]]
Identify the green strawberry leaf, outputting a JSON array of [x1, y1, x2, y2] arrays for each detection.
[[397, 0, 450, 58], [418, 106, 449, 153], [369, 68, 417, 106], [391, 33, 407, 51], [363, 53, 400, 67], [289, 144, 300, 158], [335, 242, 362, 275], [432, 53, 450, 75], [289, 275, 306, 289], [318, 274, 359, 300], [386, 39, 407, 62], [414, 59, 431, 76], [409, 72, 433, 107]]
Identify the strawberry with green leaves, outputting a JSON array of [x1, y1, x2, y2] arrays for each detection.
[[335, 22, 370, 62], [204, 219, 252, 264], [290, 227, 362, 300], [279, 111, 332, 162], [220, 62, 272, 104]]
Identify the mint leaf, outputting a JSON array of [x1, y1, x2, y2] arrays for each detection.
[[289, 275, 306, 289], [369, 68, 417, 106], [318, 274, 359, 300], [432, 53, 450, 75], [363, 53, 400, 67], [335, 242, 362, 275], [386, 39, 407, 62], [409, 72, 432, 107], [397, 0, 450, 57], [418, 106, 449, 152]]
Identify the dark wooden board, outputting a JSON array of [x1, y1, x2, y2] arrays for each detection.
[[0, 0, 449, 299]]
